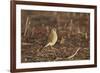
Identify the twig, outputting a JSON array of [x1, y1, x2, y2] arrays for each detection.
[[24, 16, 30, 37], [67, 47, 81, 59]]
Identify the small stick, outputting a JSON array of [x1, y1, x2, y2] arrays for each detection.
[[67, 47, 81, 59], [24, 16, 29, 37]]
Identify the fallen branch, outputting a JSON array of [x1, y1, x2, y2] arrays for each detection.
[[67, 47, 81, 59]]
